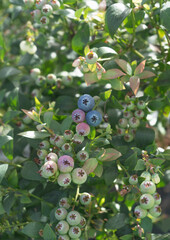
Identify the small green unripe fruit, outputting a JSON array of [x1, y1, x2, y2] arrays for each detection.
[[80, 192, 91, 205], [73, 134, 84, 144], [79, 216, 86, 228], [126, 102, 135, 110], [45, 152, 58, 162], [141, 171, 151, 181], [124, 133, 133, 142], [128, 117, 140, 128], [57, 173, 72, 187], [151, 173, 160, 184], [77, 150, 89, 162], [123, 111, 133, 119], [58, 235, 70, 240], [134, 110, 145, 119], [66, 211, 81, 226], [55, 207, 68, 220], [152, 192, 161, 205], [59, 197, 70, 209], [117, 127, 126, 136], [137, 100, 146, 110], [64, 130, 73, 140], [37, 149, 47, 160], [134, 205, 147, 219], [140, 193, 155, 209], [42, 4, 53, 16], [118, 118, 128, 128], [140, 180, 156, 194], [85, 51, 98, 64], [46, 73, 56, 84], [40, 161, 57, 178], [55, 135, 65, 147], [72, 168, 87, 185], [129, 175, 138, 185], [69, 226, 81, 239], [39, 140, 50, 150], [35, 75, 46, 86], [55, 220, 69, 235], [62, 143, 72, 153], [40, 16, 49, 25], [149, 205, 161, 218]]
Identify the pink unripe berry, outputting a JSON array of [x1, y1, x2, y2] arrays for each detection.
[[58, 155, 74, 173], [66, 211, 81, 226], [55, 220, 69, 235], [72, 109, 85, 123], [55, 207, 68, 220], [76, 122, 90, 136], [72, 168, 87, 185], [59, 198, 70, 209], [57, 173, 72, 187]]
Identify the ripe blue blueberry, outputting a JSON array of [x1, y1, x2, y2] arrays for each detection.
[[78, 94, 95, 112], [86, 110, 102, 127]]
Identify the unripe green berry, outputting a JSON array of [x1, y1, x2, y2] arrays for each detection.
[[129, 175, 138, 185], [55, 135, 65, 147], [134, 205, 147, 219], [137, 100, 146, 110], [123, 111, 133, 119], [79, 216, 86, 228], [67, 211, 81, 226], [128, 117, 140, 128], [58, 235, 70, 240], [72, 168, 87, 185], [59, 198, 70, 209], [40, 160, 57, 178], [124, 133, 133, 142], [57, 173, 72, 187], [80, 192, 91, 205], [46, 73, 56, 84], [30, 68, 41, 79], [118, 118, 128, 128], [62, 143, 72, 153], [45, 152, 58, 162], [140, 193, 155, 209], [39, 140, 50, 150], [69, 226, 81, 239], [126, 102, 135, 110], [73, 134, 84, 144], [77, 150, 89, 162], [42, 4, 53, 16], [141, 171, 151, 181], [40, 16, 49, 25], [151, 173, 160, 184], [64, 130, 73, 140], [149, 205, 161, 218], [117, 127, 126, 136], [37, 149, 47, 160], [140, 180, 156, 194], [55, 220, 69, 235], [85, 51, 98, 64], [152, 192, 161, 205], [134, 110, 145, 119], [55, 207, 68, 220]]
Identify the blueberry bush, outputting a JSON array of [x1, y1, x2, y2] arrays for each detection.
[[0, 0, 170, 239]]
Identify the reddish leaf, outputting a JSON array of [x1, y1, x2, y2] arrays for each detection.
[[137, 71, 155, 79], [82, 158, 98, 174], [22, 109, 40, 122], [129, 76, 140, 95], [98, 148, 121, 162], [94, 164, 103, 177], [102, 69, 125, 80], [84, 72, 98, 85], [115, 59, 132, 75], [120, 75, 129, 82], [134, 60, 146, 75]]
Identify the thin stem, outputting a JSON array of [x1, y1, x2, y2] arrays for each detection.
[[74, 185, 80, 203], [0, 161, 22, 168], [117, 160, 130, 177], [130, 0, 136, 47]]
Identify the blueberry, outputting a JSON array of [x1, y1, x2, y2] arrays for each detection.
[[78, 94, 95, 112], [86, 110, 102, 127]]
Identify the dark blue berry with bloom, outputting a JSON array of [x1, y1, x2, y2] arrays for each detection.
[[86, 110, 102, 127], [78, 94, 95, 112]]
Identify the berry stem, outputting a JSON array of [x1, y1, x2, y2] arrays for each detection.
[[117, 160, 130, 177]]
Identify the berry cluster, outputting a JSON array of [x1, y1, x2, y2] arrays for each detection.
[[116, 97, 146, 142], [24, 0, 60, 26], [55, 193, 91, 239], [72, 94, 102, 127], [20, 38, 37, 55]]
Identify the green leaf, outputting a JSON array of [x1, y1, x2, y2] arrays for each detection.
[[103, 166, 118, 185], [43, 224, 56, 240], [0, 164, 8, 184], [22, 222, 44, 238], [82, 158, 98, 174], [8, 169, 18, 187], [98, 148, 121, 162], [72, 23, 90, 55], [135, 127, 155, 148], [148, 99, 164, 111], [160, 2, 170, 32], [124, 151, 138, 170], [137, 70, 155, 79], [18, 131, 50, 139], [0, 67, 20, 80], [88, 127, 96, 140], [141, 217, 153, 234], [102, 69, 126, 80], [3, 192, 15, 215], [94, 164, 103, 177], [115, 59, 132, 75], [10, 0, 24, 5], [88, 63, 97, 72], [49, 120, 61, 134], [21, 161, 42, 181], [110, 79, 125, 90], [75, 7, 84, 19], [97, 47, 117, 57], [0, 135, 13, 148], [134, 159, 145, 171], [61, 116, 73, 134], [111, 96, 124, 109], [105, 3, 131, 37], [149, 158, 165, 166], [100, 89, 112, 101], [105, 213, 128, 229], [3, 110, 21, 123], [20, 195, 32, 204], [0, 33, 6, 62], [43, 112, 53, 127]]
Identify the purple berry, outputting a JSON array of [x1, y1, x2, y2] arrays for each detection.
[[76, 122, 90, 136], [58, 155, 74, 173], [72, 109, 85, 123]]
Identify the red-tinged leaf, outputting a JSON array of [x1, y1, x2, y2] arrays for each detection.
[[94, 164, 103, 177], [115, 59, 132, 75], [84, 72, 98, 85], [134, 60, 146, 75], [129, 76, 140, 95], [137, 71, 156, 79], [102, 69, 125, 80], [82, 158, 98, 174], [72, 58, 81, 67], [22, 109, 40, 122], [98, 148, 121, 162]]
